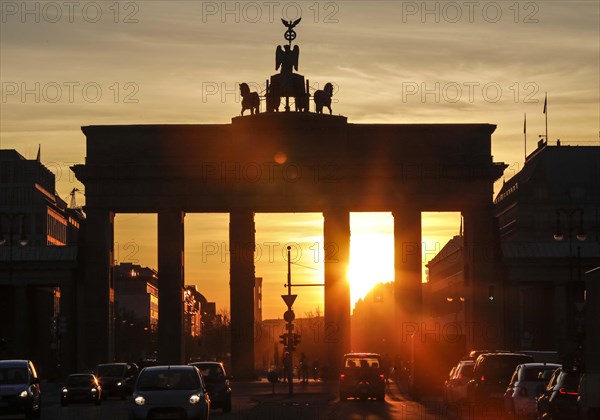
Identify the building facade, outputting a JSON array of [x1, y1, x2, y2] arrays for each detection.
[[0, 149, 83, 377], [425, 142, 600, 361], [495, 141, 600, 356]]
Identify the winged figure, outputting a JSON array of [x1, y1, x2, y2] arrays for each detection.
[[275, 44, 299, 74]]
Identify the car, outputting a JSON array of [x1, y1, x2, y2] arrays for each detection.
[[536, 366, 580, 420], [60, 373, 102, 406], [339, 353, 386, 401], [95, 362, 138, 399], [467, 352, 534, 403], [189, 361, 232, 413], [577, 373, 600, 420], [444, 360, 475, 404], [0, 359, 41, 419], [129, 365, 210, 420], [503, 362, 560, 418]]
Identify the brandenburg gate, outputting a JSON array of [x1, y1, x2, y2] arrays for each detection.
[[72, 21, 506, 378]]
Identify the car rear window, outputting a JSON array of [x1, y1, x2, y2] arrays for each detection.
[[558, 371, 580, 391], [344, 357, 380, 368], [137, 369, 200, 391], [196, 365, 224, 382], [458, 364, 474, 378], [523, 366, 557, 381], [478, 355, 533, 377]]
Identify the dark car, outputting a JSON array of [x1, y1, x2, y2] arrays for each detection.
[[189, 361, 232, 413], [467, 352, 534, 402], [536, 366, 579, 420], [95, 362, 138, 399], [339, 353, 386, 401], [0, 359, 41, 419], [129, 365, 210, 420], [60, 373, 102, 406]]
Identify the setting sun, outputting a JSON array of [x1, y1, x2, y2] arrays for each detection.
[[349, 213, 395, 307]]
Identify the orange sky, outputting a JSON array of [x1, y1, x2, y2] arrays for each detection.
[[1, 1, 598, 318]]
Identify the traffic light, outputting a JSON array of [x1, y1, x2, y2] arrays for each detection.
[[292, 333, 301, 346], [279, 333, 287, 347]]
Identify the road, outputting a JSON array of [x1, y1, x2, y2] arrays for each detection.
[[23, 379, 505, 420]]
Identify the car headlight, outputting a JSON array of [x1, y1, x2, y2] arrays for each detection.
[[19, 390, 29, 398], [134, 395, 145, 406], [189, 394, 201, 404]]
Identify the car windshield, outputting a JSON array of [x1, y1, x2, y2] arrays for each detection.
[[0, 367, 28, 385], [137, 369, 200, 391], [97, 365, 126, 377], [344, 357, 380, 368], [67, 375, 94, 386], [196, 365, 225, 383]]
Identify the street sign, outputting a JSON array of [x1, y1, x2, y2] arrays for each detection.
[[284, 310, 295, 322], [281, 294, 297, 308]]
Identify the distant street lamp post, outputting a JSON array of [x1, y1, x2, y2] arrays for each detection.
[[553, 207, 586, 366], [553, 207, 586, 283], [0, 212, 29, 355]]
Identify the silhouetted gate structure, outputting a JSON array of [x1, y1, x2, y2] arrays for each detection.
[[73, 113, 506, 378]]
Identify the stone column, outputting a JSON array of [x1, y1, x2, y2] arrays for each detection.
[[323, 208, 350, 378], [229, 210, 255, 379], [79, 208, 114, 369], [158, 210, 185, 365], [462, 206, 503, 350], [393, 209, 422, 356]]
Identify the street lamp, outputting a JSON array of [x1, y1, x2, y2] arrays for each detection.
[[553, 208, 586, 282], [0, 212, 29, 355], [553, 207, 586, 367], [0, 213, 29, 248], [446, 296, 464, 322]]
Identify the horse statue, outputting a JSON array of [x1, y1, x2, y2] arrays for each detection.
[[240, 83, 260, 115], [314, 82, 334, 114]]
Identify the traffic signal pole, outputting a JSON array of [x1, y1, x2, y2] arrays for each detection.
[[281, 246, 324, 396], [285, 246, 294, 396]]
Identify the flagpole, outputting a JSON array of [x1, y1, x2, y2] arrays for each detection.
[[544, 92, 548, 143], [524, 112, 527, 160]]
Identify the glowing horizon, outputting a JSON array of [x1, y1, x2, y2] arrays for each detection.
[[114, 211, 460, 319]]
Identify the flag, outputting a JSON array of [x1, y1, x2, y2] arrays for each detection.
[[524, 112, 526, 134], [543, 93, 547, 114]]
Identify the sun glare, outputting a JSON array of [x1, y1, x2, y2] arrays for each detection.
[[349, 213, 394, 307], [348, 212, 461, 311]]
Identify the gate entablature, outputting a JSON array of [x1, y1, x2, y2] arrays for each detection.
[[74, 115, 502, 213]]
